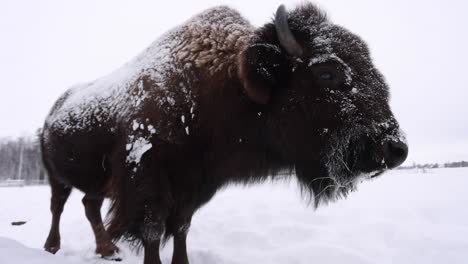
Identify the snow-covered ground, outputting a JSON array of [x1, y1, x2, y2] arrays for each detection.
[[1, 168, 467, 264]]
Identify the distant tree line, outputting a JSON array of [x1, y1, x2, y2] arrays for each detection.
[[443, 161, 468, 168], [0, 129, 47, 183], [398, 161, 468, 170]]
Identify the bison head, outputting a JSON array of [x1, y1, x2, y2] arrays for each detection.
[[238, 4, 408, 206]]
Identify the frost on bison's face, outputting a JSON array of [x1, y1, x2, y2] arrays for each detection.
[[239, 4, 408, 206]]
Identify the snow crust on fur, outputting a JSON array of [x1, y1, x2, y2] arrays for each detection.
[[44, 6, 253, 137]]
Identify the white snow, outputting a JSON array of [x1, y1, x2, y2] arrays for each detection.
[[0, 237, 82, 264], [1, 168, 468, 264], [147, 125, 157, 135], [132, 120, 140, 131], [126, 137, 152, 164]]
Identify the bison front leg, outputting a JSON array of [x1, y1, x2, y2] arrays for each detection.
[[139, 202, 168, 264], [171, 215, 192, 264], [140, 208, 166, 264], [143, 239, 162, 264], [125, 146, 171, 264]]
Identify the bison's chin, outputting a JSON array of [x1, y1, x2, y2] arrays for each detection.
[[295, 157, 387, 208], [295, 163, 355, 208]]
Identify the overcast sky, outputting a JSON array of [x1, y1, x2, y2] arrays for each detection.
[[0, 0, 467, 164]]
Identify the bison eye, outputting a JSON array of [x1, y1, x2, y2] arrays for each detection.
[[319, 72, 334, 80], [310, 62, 343, 89]]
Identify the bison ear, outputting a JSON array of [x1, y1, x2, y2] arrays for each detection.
[[238, 44, 288, 104]]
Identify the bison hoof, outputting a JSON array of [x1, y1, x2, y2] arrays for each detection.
[[97, 243, 120, 258], [44, 245, 60, 254], [102, 256, 123, 262]]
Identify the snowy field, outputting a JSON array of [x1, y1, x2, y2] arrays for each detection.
[[1, 168, 467, 264]]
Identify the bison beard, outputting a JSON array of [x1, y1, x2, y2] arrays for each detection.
[[41, 3, 408, 264]]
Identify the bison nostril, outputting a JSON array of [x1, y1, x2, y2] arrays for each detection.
[[383, 140, 408, 169]]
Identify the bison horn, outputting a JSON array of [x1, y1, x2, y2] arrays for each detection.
[[275, 5, 303, 57]]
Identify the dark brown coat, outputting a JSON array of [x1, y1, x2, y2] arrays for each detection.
[[42, 4, 407, 264]]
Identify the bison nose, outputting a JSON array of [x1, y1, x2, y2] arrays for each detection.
[[383, 140, 408, 169]]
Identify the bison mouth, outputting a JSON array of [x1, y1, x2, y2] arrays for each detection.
[[369, 170, 385, 179]]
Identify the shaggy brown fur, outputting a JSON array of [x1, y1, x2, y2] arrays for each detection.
[[42, 3, 407, 264]]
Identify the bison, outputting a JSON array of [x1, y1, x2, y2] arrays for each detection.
[[41, 3, 408, 264]]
